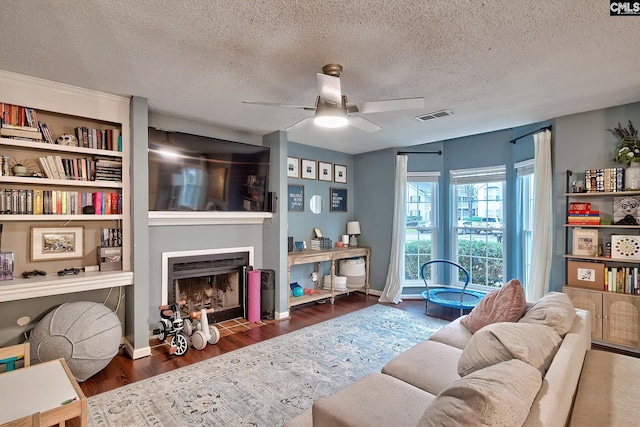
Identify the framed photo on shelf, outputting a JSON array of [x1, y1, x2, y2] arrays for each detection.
[[287, 157, 300, 178], [613, 196, 640, 225], [318, 162, 332, 181], [572, 228, 598, 257], [313, 227, 323, 238], [301, 159, 317, 180], [334, 164, 347, 184], [31, 227, 84, 261]]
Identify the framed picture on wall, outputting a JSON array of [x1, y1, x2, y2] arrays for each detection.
[[334, 164, 347, 184], [330, 187, 347, 212], [301, 159, 317, 180], [318, 162, 332, 181], [287, 157, 300, 178]]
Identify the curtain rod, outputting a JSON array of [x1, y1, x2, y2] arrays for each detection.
[[397, 150, 442, 155], [509, 125, 552, 144]]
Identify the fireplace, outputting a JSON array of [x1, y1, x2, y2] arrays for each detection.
[[162, 248, 254, 323]]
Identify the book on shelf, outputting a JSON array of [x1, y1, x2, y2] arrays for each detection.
[[585, 168, 625, 193], [0, 252, 15, 281], [98, 246, 122, 271], [1, 122, 39, 132], [38, 121, 55, 144], [0, 127, 43, 140]]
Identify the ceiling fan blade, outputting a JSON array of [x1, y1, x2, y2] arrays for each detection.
[[353, 97, 425, 114], [242, 100, 316, 111], [317, 73, 342, 105], [349, 115, 382, 133], [285, 117, 313, 131]]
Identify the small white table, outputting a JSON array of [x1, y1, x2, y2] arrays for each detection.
[[0, 358, 87, 426]]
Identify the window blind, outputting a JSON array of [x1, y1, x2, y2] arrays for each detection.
[[515, 159, 534, 177], [449, 165, 506, 184], [408, 171, 440, 183]]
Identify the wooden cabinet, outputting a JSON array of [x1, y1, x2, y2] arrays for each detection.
[[564, 286, 640, 349], [0, 70, 132, 301], [287, 246, 370, 308]]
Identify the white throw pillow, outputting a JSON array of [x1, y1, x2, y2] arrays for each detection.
[[418, 359, 542, 427], [519, 292, 576, 336], [458, 322, 562, 377]]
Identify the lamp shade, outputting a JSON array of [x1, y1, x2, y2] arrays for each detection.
[[347, 221, 361, 235]]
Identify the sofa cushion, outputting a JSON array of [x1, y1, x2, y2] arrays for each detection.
[[458, 322, 562, 377], [519, 292, 576, 336], [418, 359, 542, 427], [460, 278, 527, 333], [429, 315, 473, 350], [382, 340, 462, 395], [312, 373, 435, 427]]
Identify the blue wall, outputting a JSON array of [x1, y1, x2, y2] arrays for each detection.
[[287, 142, 355, 286]]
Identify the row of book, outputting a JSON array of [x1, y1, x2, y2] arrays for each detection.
[[0, 252, 14, 281], [36, 155, 122, 182], [0, 189, 121, 215], [75, 126, 121, 152], [1, 102, 122, 151], [604, 266, 640, 294], [100, 228, 122, 248], [584, 168, 625, 193]]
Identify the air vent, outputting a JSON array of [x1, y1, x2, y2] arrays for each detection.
[[415, 109, 453, 122]]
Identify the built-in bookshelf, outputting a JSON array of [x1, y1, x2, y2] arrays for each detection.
[[0, 70, 132, 301]]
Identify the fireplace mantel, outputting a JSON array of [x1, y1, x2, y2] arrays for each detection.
[[148, 211, 272, 226]]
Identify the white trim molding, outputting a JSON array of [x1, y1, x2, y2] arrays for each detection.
[[149, 211, 273, 226]]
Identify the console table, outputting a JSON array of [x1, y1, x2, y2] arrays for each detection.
[[287, 246, 370, 308], [0, 358, 87, 426]]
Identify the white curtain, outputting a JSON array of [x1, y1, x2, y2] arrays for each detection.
[[379, 154, 407, 304], [528, 130, 553, 301]]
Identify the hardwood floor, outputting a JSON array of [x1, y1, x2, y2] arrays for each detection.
[[79, 293, 443, 398]]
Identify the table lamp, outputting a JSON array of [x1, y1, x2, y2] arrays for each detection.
[[347, 221, 361, 247]]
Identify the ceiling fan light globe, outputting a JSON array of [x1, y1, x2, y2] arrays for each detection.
[[314, 115, 349, 128]]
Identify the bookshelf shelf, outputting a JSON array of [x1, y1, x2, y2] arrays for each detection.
[[0, 137, 123, 157], [0, 270, 133, 303], [0, 214, 123, 221], [0, 175, 123, 188]]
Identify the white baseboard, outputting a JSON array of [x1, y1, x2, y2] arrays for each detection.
[[123, 337, 151, 359], [275, 310, 290, 320]]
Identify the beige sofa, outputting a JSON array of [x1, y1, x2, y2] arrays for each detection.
[[286, 308, 591, 427]]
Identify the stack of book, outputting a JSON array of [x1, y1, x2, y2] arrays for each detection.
[[94, 157, 122, 182], [98, 227, 122, 271], [605, 265, 640, 294], [310, 238, 333, 250], [567, 202, 600, 225], [585, 168, 625, 193]]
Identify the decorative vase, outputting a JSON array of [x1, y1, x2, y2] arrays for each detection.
[[12, 165, 27, 176], [626, 162, 640, 190]]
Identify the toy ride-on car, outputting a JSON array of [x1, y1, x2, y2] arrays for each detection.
[[153, 300, 190, 356], [184, 307, 221, 350]]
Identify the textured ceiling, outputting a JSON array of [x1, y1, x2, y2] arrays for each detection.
[[1, 1, 639, 154]]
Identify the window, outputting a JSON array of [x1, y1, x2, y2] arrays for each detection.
[[450, 166, 505, 288], [404, 172, 439, 285], [516, 159, 535, 287]]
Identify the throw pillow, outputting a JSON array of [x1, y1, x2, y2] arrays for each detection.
[[458, 322, 562, 377], [518, 291, 576, 336], [460, 278, 527, 333], [417, 359, 542, 427]]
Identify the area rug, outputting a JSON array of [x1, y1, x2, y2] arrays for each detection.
[[88, 304, 449, 427]]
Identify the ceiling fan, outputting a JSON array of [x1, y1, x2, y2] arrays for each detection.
[[242, 64, 424, 133]]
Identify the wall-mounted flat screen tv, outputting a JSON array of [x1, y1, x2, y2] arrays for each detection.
[[148, 128, 270, 212]]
